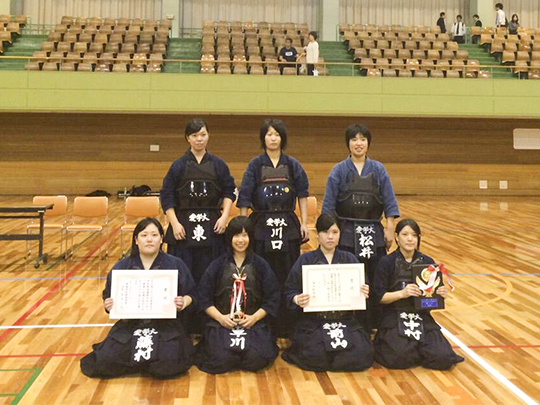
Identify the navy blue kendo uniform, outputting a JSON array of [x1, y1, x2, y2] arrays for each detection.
[[282, 248, 374, 372], [323, 157, 399, 329], [237, 153, 308, 336], [195, 252, 280, 374], [161, 150, 236, 283], [373, 250, 464, 370], [80, 252, 196, 379], [237, 153, 309, 286], [322, 157, 399, 283]]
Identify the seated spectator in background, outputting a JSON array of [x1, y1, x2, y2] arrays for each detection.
[[451, 15, 466, 44], [437, 12, 447, 34], [508, 14, 520, 34], [495, 3, 506, 27], [472, 14, 482, 44], [279, 38, 299, 74]]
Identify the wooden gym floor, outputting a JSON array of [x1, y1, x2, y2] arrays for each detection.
[[0, 195, 539, 405]]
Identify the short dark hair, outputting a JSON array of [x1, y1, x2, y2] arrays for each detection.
[[440, 12, 445, 17], [130, 217, 164, 257], [456, 14, 462, 19], [345, 124, 372, 149], [316, 213, 340, 233], [260, 119, 288, 150], [185, 118, 208, 140], [285, 37, 292, 43], [224, 216, 254, 252], [473, 14, 480, 19], [309, 31, 318, 40], [495, 3, 503, 9], [395, 218, 422, 250]]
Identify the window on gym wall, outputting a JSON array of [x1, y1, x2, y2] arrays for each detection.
[[513, 128, 540, 149]]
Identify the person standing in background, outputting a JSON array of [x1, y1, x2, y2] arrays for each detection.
[[451, 15, 466, 44], [495, 3, 506, 27], [436, 12, 447, 34], [472, 14, 483, 44], [302, 31, 319, 76]]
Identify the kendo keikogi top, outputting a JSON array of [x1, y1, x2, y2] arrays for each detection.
[[237, 153, 309, 253], [373, 249, 440, 341], [322, 157, 400, 261], [161, 150, 236, 248]]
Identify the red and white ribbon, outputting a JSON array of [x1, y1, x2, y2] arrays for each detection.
[[230, 273, 247, 319], [425, 263, 455, 292]]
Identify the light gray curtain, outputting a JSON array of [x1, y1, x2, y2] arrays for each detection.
[[21, 0, 163, 25], [504, 0, 540, 28], [182, 0, 320, 30], [339, 0, 469, 27]]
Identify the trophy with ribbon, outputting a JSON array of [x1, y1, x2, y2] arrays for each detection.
[[412, 263, 454, 310], [229, 273, 247, 321]]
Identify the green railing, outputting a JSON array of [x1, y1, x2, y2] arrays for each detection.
[[0, 55, 535, 79]]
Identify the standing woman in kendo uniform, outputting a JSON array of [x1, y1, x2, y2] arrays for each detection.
[[322, 125, 399, 328], [373, 218, 464, 370], [237, 119, 310, 335], [80, 218, 196, 379], [161, 119, 236, 283]]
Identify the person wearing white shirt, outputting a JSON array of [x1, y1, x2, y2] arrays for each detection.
[[451, 15, 466, 44], [302, 31, 319, 76], [495, 3, 506, 27]]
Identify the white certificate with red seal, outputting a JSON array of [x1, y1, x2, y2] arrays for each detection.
[[110, 270, 178, 319], [302, 263, 366, 312]]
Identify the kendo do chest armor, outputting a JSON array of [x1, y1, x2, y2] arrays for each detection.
[[391, 256, 420, 312], [176, 160, 222, 210], [215, 262, 262, 316], [253, 165, 296, 212], [336, 172, 383, 221]]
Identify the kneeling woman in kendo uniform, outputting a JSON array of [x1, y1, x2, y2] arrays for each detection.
[[80, 218, 196, 379], [196, 216, 280, 374], [282, 213, 374, 372], [373, 218, 464, 370]]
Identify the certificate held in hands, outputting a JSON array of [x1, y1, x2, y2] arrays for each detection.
[[109, 270, 178, 319], [302, 263, 366, 312]]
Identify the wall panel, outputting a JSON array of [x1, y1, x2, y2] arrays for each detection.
[[339, 0, 469, 27], [1, 113, 540, 196], [21, 0, 163, 25]]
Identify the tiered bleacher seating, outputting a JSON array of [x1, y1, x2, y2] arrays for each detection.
[[341, 23, 487, 78], [0, 15, 27, 54], [25, 16, 170, 72], [200, 20, 311, 75], [477, 26, 540, 79]]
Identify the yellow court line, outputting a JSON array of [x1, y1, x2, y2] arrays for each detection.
[[433, 273, 513, 312]]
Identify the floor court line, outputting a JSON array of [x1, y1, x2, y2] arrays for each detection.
[[0, 227, 120, 345], [0, 323, 114, 330], [0, 276, 106, 282], [441, 326, 539, 405], [0, 353, 86, 358]]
